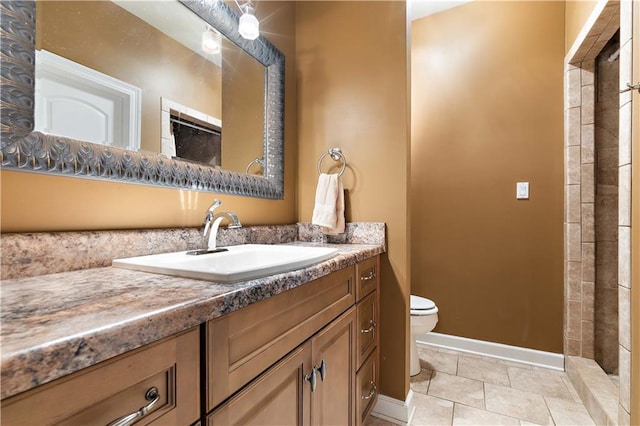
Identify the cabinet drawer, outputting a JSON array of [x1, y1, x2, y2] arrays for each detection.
[[207, 266, 355, 410], [1, 327, 200, 426], [355, 350, 378, 426], [356, 257, 378, 301], [356, 290, 378, 369]]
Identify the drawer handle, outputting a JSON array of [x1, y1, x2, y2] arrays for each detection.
[[305, 369, 317, 392], [107, 387, 160, 426], [362, 381, 377, 400], [314, 359, 327, 382], [361, 320, 376, 334], [360, 270, 376, 282]]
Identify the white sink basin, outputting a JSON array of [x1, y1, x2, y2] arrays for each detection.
[[112, 244, 339, 283]]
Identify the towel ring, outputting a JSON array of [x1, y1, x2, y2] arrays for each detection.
[[317, 148, 346, 177], [245, 157, 264, 175]]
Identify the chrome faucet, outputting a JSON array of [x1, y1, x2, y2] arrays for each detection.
[[202, 199, 242, 251]]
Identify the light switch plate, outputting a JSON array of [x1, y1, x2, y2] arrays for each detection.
[[516, 182, 529, 199]]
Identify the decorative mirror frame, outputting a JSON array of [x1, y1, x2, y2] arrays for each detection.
[[0, 0, 285, 199]]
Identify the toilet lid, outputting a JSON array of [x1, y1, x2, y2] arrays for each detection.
[[411, 295, 436, 311]]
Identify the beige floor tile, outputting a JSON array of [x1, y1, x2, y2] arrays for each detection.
[[457, 356, 510, 386], [452, 403, 520, 425], [507, 366, 574, 400], [410, 393, 454, 426], [427, 372, 484, 409], [486, 357, 533, 370], [561, 376, 583, 403], [519, 421, 542, 425], [411, 369, 433, 395], [417, 345, 458, 375], [484, 383, 553, 425], [545, 396, 596, 426], [366, 415, 397, 426]]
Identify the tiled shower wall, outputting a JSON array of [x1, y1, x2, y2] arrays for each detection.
[[563, 0, 633, 423], [617, 0, 633, 421], [594, 34, 619, 374], [564, 0, 619, 361]]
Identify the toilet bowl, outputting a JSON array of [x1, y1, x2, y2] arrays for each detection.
[[410, 295, 438, 376]]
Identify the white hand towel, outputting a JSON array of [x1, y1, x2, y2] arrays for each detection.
[[312, 173, 345, 235]]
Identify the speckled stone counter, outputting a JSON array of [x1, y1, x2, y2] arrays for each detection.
[[0, 240, 384, 400]]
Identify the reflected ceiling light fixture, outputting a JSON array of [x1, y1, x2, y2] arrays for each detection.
[[234, 0, 259, 40], [202, 26, 221, 54]]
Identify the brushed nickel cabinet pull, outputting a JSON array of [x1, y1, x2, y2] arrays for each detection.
[[314, 359, 327, 382], [305, 369, 317, 392], [360, 271, 376, 282], [107, 387, 160, 426], [361, 320, 376, 334], [361, 381, 377, 400]]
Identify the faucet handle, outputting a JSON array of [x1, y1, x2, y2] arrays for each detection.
[[225, 211, 242, 229], [207, 199, 222, 213]]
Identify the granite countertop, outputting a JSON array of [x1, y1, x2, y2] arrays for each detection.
[[0, 242, 383, 400]]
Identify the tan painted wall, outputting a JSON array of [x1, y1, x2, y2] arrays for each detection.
[[295, 1, 410, 400], [411, 1, 565, 353], [565, 0, 599, 54], [36, 0, 222, 154], [1, 1, 297, 232], [221, 39, 265, 173]]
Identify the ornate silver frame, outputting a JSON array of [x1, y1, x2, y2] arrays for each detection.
[[0, 0, 285, 199]]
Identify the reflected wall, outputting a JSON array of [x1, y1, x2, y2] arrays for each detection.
[[36, 0, 222, 154]]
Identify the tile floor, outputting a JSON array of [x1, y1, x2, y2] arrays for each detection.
[[367, 343, 596, 426]]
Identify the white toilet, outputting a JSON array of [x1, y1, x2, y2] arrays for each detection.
[[410, 295, 439, 376]]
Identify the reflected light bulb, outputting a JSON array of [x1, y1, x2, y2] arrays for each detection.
[[238, 5, 259, 40], [202, 29, 220, 54]]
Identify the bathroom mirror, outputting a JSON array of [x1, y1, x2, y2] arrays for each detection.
[[0, 0, 285, 198]]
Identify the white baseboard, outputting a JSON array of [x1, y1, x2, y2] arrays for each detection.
[[417, 332, 565, 371], [371, 390, 416, 425]]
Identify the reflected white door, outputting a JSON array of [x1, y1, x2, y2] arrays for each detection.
[[34, 50, 141, 150]]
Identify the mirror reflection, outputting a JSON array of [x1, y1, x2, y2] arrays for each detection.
[[34, 0, 265, 175]]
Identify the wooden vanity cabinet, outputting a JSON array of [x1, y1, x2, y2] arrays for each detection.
[[0, 327, 200, 426], [205, 265, 356, 411], [206, 255, 380, 426], [355, 255, 380, 424], [0, 255, 380, 426], [208, 308, 357, 426]]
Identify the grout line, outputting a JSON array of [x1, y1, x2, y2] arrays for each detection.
[[482, 381, 486, 411], [541, 394, 556, 425], [450, 402, 456, 426]]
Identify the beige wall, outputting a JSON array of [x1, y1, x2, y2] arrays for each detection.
[[411, 1, 565, 353], [295, 2, 411, 401], [221, 39, 265, 173], [1, 1, 297, 232], [565, 1, 599, 55], [37, 1, 222, 154]]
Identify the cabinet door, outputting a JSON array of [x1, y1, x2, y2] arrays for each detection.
[[208, 343, 312, 426], [311, 307, 356, 426]]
